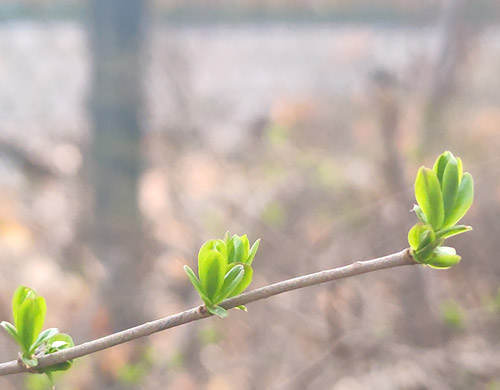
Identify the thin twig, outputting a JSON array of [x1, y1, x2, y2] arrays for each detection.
[[0, 248, 414, 376]]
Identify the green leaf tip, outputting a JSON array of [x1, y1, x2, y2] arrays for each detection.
[[185, 232, 260, 316], [409, 151, 473, 269]]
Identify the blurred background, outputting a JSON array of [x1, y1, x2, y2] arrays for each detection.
[[0, 0, 499, 389]]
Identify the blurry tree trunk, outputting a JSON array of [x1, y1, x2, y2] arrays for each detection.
[[372, 70, 410, 206], [421, 0, 467, 155], [90, 0, 145, 333], [372, 70, 439, 346], [87, 0, 147, 386]]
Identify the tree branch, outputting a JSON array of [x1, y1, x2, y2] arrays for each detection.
[[0, 248, 414, 376]]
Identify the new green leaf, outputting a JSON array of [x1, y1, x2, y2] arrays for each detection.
[[184, 265, 210, 303], [206, 305, 228, 318], [435, 225, 472, 240], [0, 321, 20, 345], [443, 173, 474, 227], [441, 157, 459, 224], [13, 286, 34, 329], [215, 264, 245, 302], [31, 327, 59, 352], [227, 234, 247, 264], [246, 239, 261, 265], [42, 333, 75, 373], [199, 249, 226, 300], [415, 167, 444, 230], [228, 263, 253, 298], [408, 223, 434, 251], [433, 151, 453, 183], [17, 296, 46, 355], [427, 246, 461, 269]]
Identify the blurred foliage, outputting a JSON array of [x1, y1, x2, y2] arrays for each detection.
[[25, 374, 52, 390], [116, 346, 154, 385], [482, 287, 500, 314], [440, 300, 466, 330], [198, 324, 221, 346], [487, 380, 500, 390], [261, 201, 287, 227]]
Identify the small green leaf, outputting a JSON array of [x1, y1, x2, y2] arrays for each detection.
[[31, 328, 59, 352], [427, 246, 461, 269], [412, 238, 444, 264], [206, 305, 228, 318], [440, 300, 465, 329], [214, 264, 245, 303], [184, 265, 210, 304], [441, 157, 459, 224], [408, 223, 434, 251], [46, 333, 74, 353], [199, 250, 226, 301], [236, 305, 248, 311], [0, 321, 21, 345], [17, 296, 46, 354], [407, 224, 420, 250], [50, 340, 69, 349], [21, 355, 38, 368], [46, 360, 73, 373], [12, 286, 35, 329], [42, 333, 75, 373], [228, 263, 253, 297], [240, 235, 250, 262], [433, 151, 453, 184], [246, 239, 260, 265], [415, 167, 444, 230], [435, 225, 472, 240], [227, 234, 247, 264], [443, 173, 474, 227]]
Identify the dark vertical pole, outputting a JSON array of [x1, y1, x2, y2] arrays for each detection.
[[89, 0, 146, 331]]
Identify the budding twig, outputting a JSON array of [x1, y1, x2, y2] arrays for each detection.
[[0, 248, 414, 376]]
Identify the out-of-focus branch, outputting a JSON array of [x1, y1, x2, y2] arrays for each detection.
[[422, 0, 468, 154], [0, 249, 414, 376]]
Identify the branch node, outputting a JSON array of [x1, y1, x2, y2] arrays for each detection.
[[198, 305, 207, 315], [16, 355, 35, 373]]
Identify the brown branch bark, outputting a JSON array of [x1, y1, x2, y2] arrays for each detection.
[[0, 249, 414, 376]]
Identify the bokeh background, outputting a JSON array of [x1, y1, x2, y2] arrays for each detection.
[[0, 0, 499, 389]]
